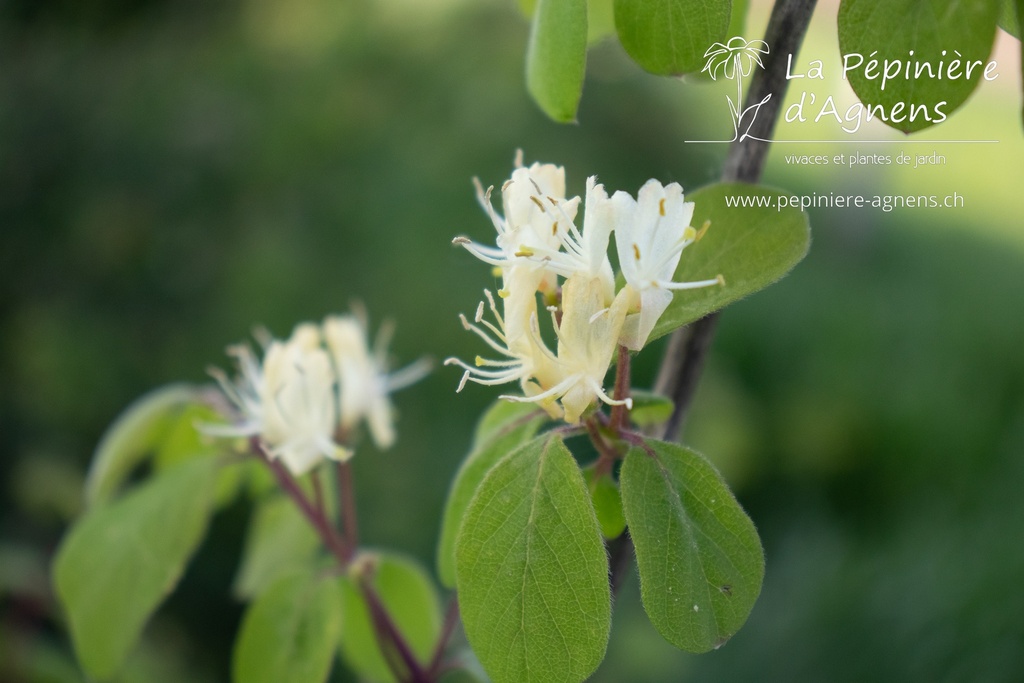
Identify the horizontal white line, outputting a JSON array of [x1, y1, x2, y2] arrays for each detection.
[[685, 139, 1000, 144]]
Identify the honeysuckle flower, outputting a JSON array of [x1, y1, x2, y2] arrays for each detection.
[[323, 313, 432, 451], [500, 275, 632, 423], [452, 155, 580, 298], [613, 180, 723, 350], [702, 37, 769, 80], [515, 176, 617, 305], [443, 289, 563, 417], [207, 324, 348, 476]]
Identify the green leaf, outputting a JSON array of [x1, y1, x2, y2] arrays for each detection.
[[233, 572, 342, 683], [1001, 0, 1021, 37], [152, 402, 223, 468], [527, 0, 588, 122], [472, 400, 545, 446], [437, 402, 547, 588], [683, 0, 749, 83], [614, 0, 732, 76], [650, 182, 810, 343], [838, 0, 1000, 133], [338, 554, 442, 683], [583, 466, 627, 539], [53, 458, 220, 679], [629, 389, 675, 427], [620, 439, 764, 652], [152, 401, 241, 507], [726, 0, 749, 38], [588, 0, 616, 43], [455, 435, 610, 683], [519, 0, 614, 44], [85, 384, 200, 507], [232, 495, 321, 600]]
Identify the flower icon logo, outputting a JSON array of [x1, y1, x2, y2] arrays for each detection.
[[702, 37, 769, 80], [698, 37, 772, 143]]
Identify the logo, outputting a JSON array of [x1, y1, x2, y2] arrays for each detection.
[[699, 37, 772, 143]]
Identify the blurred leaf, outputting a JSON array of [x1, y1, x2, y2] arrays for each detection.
[[838, 0, 1000, 133], [53, 458, 220, 680], [85, 384, 200, 507], [650, 182, 810, 343], [153, 401, 240, 507], [629, 389, 674, 427], [1002, 0, 1021, 36], [727, 0, 749, 37], [437, 401, 547, 588], [455, 435, 610, 683], [153, 402, 224, 468], [233, 572, 342, 683], [526, 0, 588, 122], [620, 439, 763, 652], [583, 466, 626, 539], [614, 0, 731, 75], [338, 554, 442, 683], [232, 495, 321, 600], [588, 0, 616, 43]]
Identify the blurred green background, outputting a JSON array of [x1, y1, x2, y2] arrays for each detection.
[[2, 0, 1023, 681]]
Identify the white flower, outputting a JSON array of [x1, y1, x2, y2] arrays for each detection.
[[613, 180, 723, 350], [496, 276, 632, 423], [208, 324, 348, 476], [323, 313, 432, 451], [452, 154, 580, 297], [514, 176, 617, 304], [443, 289, 563, 417]]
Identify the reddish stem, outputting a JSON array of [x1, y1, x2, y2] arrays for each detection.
[[261, 454, 352, 565], [609, 344, 632, 432], [338, 460, 359, 551], [426, 597, 461, 677]]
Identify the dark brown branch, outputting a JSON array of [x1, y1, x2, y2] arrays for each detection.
[[655, 0, 819, 443]]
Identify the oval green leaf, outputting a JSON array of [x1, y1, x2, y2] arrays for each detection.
[[615, 0, 732, 76], [233, 572, 342, 683], [53, 457, 220, 679], [649, 182, 810, 343], [629, 389, 675, 427], [85, 384, 200, 508], [620, 438, 764, 652], [527, 0, 588, 122], [583, 466, 627, 539], [437, 402, 547, 588], [838, 0, 1000, 133], [232, 495, 321, 600], [338, 554, 442, 683], [455, 434, 610, 683]]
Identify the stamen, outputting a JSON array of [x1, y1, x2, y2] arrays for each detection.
[[696, 220, 711, 241], [660, 276, 724, 291], [590, 379, 633, 409], [633, 243, 641, 261], [659, 198, 666, 216]]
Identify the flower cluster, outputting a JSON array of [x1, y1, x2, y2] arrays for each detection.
[[446, 154, 723, 424], [207, 311, 430, 475]]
